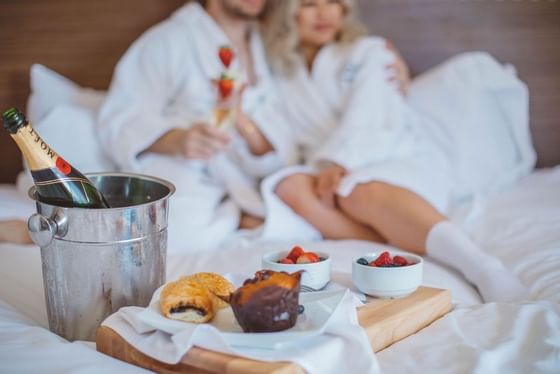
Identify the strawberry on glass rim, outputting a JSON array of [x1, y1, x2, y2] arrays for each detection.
[[210, 72, 239, 130], [217, 73, 234, 100]]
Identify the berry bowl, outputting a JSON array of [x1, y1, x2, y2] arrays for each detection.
[[261, 246, 331, 290], [352, 250, 423, 298]]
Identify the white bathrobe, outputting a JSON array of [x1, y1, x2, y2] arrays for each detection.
[[259, 37, 536, 242], [98, 3, 293, 252]]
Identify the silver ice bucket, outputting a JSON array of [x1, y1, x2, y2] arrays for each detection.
[[27, 172, 175, 341]]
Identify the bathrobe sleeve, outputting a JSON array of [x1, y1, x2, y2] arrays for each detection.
[[231, 81, 300, 178], [309, 39, 412, 172], [98, 23, 194, 171]]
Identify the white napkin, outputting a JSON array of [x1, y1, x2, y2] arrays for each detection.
[[102, 280, 378, 374]]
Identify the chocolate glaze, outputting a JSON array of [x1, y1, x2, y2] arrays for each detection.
[[230, 270, 301, 333]]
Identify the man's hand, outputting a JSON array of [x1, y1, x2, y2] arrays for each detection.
[[142, 124, 230, 160], [385, 40, 411, 96], [315, 164, 347, 209], [180, 123, 231, 159]]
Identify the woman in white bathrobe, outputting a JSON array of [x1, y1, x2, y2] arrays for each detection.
[[259, 0, 532, 302]]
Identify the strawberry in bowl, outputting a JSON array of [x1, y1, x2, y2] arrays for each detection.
[[277, 246, 325, 264], [262, 245, 331, 290]]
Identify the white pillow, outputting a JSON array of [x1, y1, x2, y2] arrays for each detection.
[[407, 51, 535, 200], [27, 64, 106, 123], [33, 104, 114, 172], [17, 65, 116, 194]]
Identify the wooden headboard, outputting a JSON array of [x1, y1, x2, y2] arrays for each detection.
[[1, 0, 559, 183]]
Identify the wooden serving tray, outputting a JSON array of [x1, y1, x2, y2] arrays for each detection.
[[96, 286, 452, 373]]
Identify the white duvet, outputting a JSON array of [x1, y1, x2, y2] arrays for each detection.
[[1, 168, 559, 373]]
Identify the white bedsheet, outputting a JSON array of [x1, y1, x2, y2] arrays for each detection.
[[0, 167, 559, 373]]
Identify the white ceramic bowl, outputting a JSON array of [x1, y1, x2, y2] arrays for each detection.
[[261, 251, 331, 290], [352, 251, 423, 298]]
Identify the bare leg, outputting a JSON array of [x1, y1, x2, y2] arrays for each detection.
[[0, 219, 32, 245], [337, 182, 445, 254], [338, 181, 529, 302], [276, 174, 385, 242]]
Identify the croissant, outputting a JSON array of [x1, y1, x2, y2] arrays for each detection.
[[182, 272, 235, 310], [160, 272, 235, 323], [160, 278, 215, 323], [230, 270, 302, 332]]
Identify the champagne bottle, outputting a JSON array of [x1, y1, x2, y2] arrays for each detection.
[[2, 107, 110, 208]]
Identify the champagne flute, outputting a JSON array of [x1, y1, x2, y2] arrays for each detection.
[[210, 74, 242, 132]]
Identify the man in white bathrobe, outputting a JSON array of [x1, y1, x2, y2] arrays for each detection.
[[98, 0, 295, 252]]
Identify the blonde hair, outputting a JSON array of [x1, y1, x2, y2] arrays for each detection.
[[261, 0, 366, 76]]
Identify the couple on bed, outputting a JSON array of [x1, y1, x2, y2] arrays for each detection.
[[1, 0, 530, 303]]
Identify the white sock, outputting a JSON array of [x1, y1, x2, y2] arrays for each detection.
[[426, 221, 529, 303]]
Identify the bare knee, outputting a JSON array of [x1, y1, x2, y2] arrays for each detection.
[[339, 182, 393, 211], [275, 174, 317, 213]]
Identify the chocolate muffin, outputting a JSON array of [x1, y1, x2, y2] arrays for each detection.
[[230, 270, 302, 333]]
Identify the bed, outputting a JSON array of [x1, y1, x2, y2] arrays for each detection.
[[0, 0, 559, 373]]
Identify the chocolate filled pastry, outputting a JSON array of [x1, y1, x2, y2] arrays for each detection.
[[230, 270, 302, 333], [159, 272, 235, 323], [182, 272, 235, 310], [160, 278, 215, 323]]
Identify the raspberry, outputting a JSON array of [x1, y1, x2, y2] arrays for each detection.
[[373, 251, 392, 267], [393, 255, 408, 267]]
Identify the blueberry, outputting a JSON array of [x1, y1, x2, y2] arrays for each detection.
[[357, 257, 369, 266], [298, 305, 305, 314]]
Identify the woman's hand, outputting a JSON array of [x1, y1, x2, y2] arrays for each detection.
[[234, 84, 274, 156], [385, 40, 410, 96], [142, 125, 230, 160], [316, 164, 347, 209]]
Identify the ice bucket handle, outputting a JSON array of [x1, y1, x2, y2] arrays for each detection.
[[28, 209, 68, 247]]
